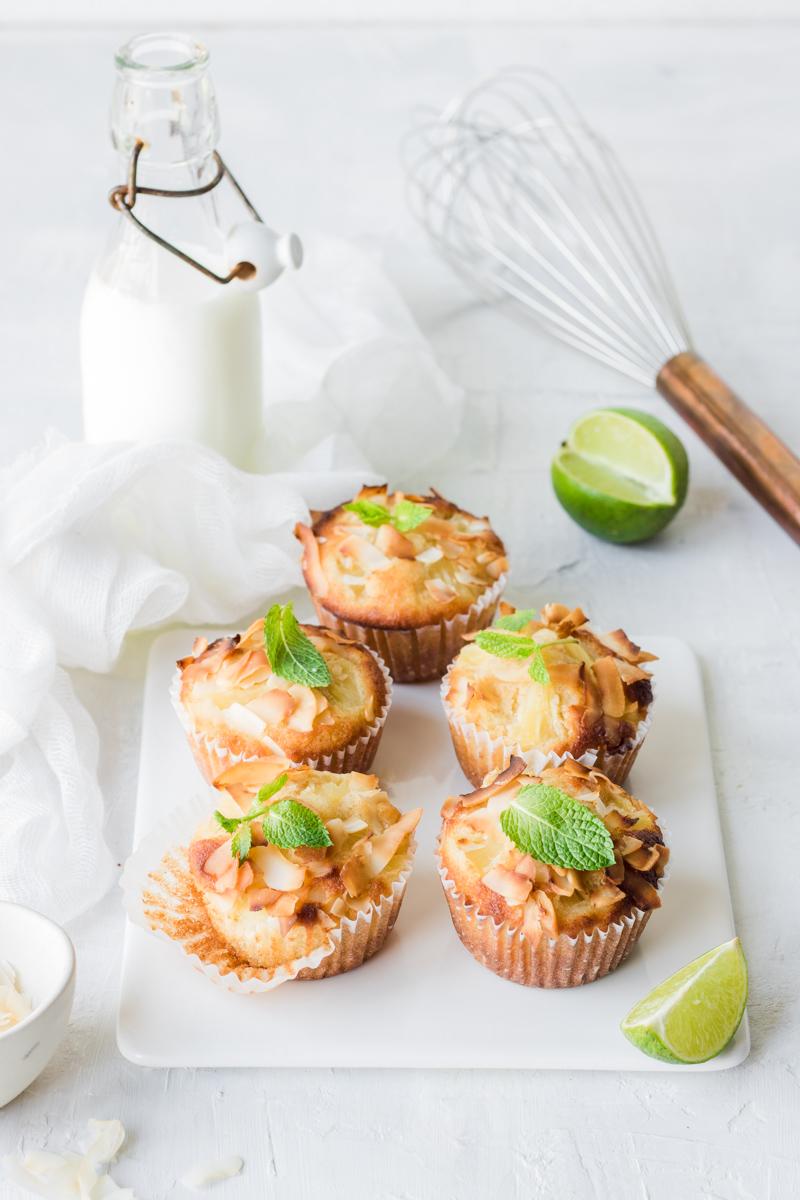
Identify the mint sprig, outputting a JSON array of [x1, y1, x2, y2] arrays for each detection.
[[494, 608, 537, 632], [342, 499, 390, 527], [344, 497, 433, 534], [261, 798, 333, 850], [392, 499, 433, 532], [499, 783, 615, 871], [474, 629, 551, 684], [264, 603, 331, 688], [214, 773, 333, 862]]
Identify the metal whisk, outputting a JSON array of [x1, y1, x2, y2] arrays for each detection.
[[405, 67, 800, 545]]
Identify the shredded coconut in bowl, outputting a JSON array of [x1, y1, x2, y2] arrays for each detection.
[[0, 960, 32, 1032]]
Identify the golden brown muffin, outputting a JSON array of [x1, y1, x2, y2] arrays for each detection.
[[294, 485, 508, 682], [175, 617, 390, 782], [438, 756, 668, 987], [442, 601, 655, 786], [187, 759, 421, 979]]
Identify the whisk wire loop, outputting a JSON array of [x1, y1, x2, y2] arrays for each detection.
[[405, 67, 691, 384]]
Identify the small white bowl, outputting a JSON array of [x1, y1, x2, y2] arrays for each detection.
[[0, 902, 75, 1108]]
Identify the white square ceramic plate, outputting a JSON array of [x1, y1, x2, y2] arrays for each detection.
[[118, 630, 748, 1071]]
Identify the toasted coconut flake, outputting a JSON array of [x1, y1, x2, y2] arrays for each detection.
[[546, 866, 579, 897], [363, 807, 422, 876], [295, 522, 329, 597], [264, 892, 300, 917], [594, 655, 626, 719], [248, 886, 283, 911], [485, 556, 507, 579], [615, 658, 652, 685], [342, 816, 368, 834], [625, 844, 662, 872], [597, 628, 657, 664], [547, 661, 586, 706], [249, 845, 307, 892], [285, 684, 319, 733], [337, 533, 391, 573], [248, 689, 296, 725], [416, 545, 444, 565], [224, 701, 266, 737], [481, 866, 532, 905], [375, 524, 416, 559], [530, 888, 559, 937], [623, 867, 662, 910], [424, 578, 457, 604], [204, 839, 236, 880]]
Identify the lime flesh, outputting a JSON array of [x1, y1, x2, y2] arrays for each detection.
[[621, 937, 748, 1064], [552, 407, 689, 544]]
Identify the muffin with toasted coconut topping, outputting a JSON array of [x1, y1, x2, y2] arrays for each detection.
[[174, 603, 391, 783], [442, 602, 655, 787], [129, 758, 421, 990], [438, 756, 667, 988], [294, 485, 508, 683]]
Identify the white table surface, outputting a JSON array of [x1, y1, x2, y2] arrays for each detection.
[[1, 14, 799, 1200]]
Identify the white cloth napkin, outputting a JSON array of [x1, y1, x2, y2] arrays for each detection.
[[0, 235, 463, 923], [260, 234, 464, 477]]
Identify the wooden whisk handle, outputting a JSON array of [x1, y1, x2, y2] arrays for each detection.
[[656, 351, 800, 545]]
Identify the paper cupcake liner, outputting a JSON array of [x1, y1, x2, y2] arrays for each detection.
[[121, 795, 415, 994], [436, 848, 653, 988], [311, 573, 508, 684], [441, 663, 655, 788], [171, 646, 393, 785]]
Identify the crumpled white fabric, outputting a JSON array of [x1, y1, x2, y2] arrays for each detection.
[[0, 436, 377, 923], [0, 235, 463, 923], [259, 234, 463, 476]]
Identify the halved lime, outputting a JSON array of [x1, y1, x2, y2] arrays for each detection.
[[621, 937, 748, 1064], [551, 407, 689, 543]]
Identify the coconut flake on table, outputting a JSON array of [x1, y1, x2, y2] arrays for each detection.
[[180, 1156, 244, 1190], [2, 1119, 133, 1199], [0, 960, 32, 1032]]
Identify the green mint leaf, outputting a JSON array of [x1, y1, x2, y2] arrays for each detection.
[[261, 798, 333, 850], [391, 499, 433, 533], [253, 774, 290, 811], [343, 499, 391, 527], [264, 603, 331, 687], [474, 630, 539, 659], [214, 774, 290, 862], [499, 784, 615, 871], [528, 644, 550, 684], [214, 811, 241, 835], [495, 608, 537, 632], [231, 821, 252, 863]]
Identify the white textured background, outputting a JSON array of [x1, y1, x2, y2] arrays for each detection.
[[1, 5, 800, 1199]]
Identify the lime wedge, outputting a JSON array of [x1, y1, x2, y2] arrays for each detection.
[[551, 407, 689, 544], [621, 938, 748, 1064]]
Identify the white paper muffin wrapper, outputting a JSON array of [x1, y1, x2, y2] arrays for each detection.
[[436, 847, 661, 989], [171, 644, 393, 784], [312, 573, 508, 684], [440, 662, 655, 787], [121, 794, 415, 994]]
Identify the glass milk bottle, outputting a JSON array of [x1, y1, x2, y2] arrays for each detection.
[[81, 32, 301, 469]]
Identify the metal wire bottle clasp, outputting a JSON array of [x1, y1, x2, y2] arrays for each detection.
[[109, 138, 262, 284]]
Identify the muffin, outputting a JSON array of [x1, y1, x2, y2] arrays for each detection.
[[294, 485, 508, 682], [438, 756, 668, 988], [442, 601, 655, 786], [174, 604, 391, 782], [133, 758, 421, 990]]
